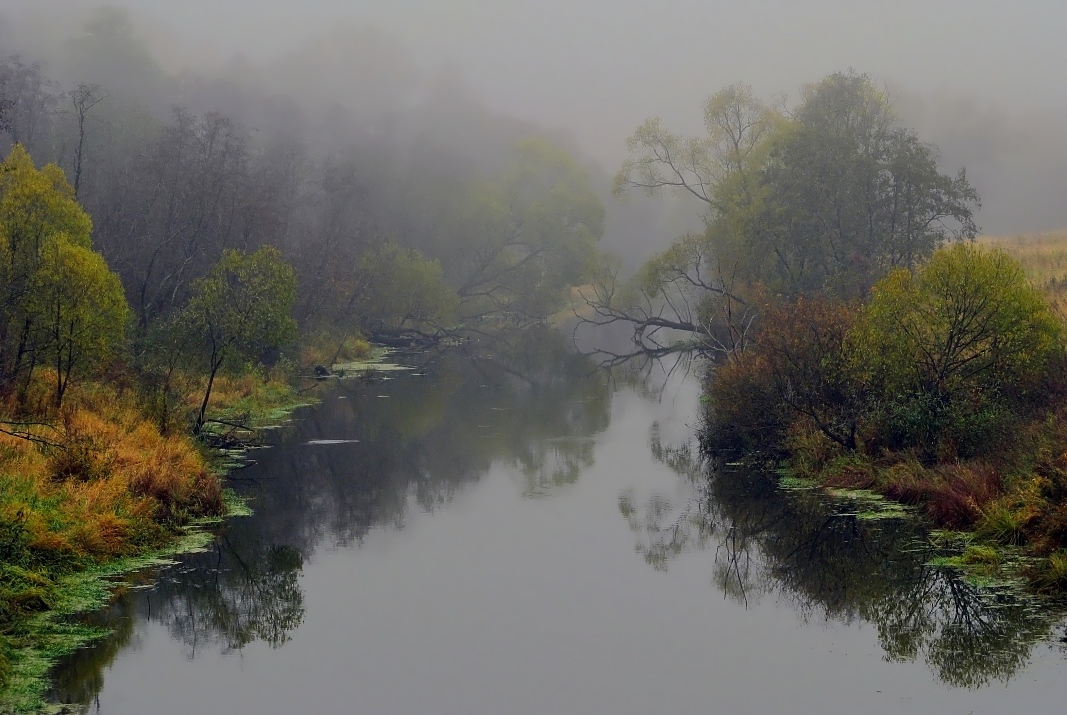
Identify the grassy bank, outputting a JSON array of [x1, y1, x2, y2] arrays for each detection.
[[0, 369, 310, 713], [704, 239, 1067, 593], [776, 406, 1067, 591]]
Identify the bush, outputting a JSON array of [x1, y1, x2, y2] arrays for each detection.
[[883, 462, 1001, 529], [705, 245, 1064, 464], [702, 352, 789, 459], [856, 243, 1063, 458]]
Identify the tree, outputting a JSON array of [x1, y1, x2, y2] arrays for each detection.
[[856, 243, 1062, 454], [758, 296, 863, 449], [0, 145, 94, 392], [31, 237, 128, 406], [343, 242, 457, 336], [117, 109, 252, 331], [67, 84, 105, 200], [754, 72, 979, 297], [186, 246, 297, 434], [706, 244, 1065, 462], [589, 73, 980, 351], [613, 82, 779, 208], [861, 243, 1061, 395], [0, 57, 58, 156], [452, 138, 604, 324]]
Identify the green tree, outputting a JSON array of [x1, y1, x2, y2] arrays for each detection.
[[857, 243, 1062, 454], [755, 72, 979, 297], [186, 246, 297, 434], [453, 138, 604, 324], [594, 73, 980, 351], [348, 242, 457, 335], [32, 236, 129, 406], [613, 82, 779, 208], [0, 144, 95, 393]]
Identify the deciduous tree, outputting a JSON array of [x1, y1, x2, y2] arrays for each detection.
[[186, 246, 297, 433], [32, 236, 128, 406]]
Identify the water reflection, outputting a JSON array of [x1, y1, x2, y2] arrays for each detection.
[[625, 428, 1067, 689], [52, 329, 613, 708], [48, 339, 1067, 711]]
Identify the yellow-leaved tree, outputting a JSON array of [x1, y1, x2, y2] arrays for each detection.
[[0, 144, 128, 404], [32, 236, 129, 406]]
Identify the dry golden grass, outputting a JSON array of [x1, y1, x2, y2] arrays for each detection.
[[0, 372, 223, 566], [983, 230, 1067, 321], [298, 332, 372, 370]]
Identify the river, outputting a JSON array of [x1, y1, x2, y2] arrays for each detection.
[[49, 331, 1067, 714]]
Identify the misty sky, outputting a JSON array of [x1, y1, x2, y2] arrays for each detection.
[[6, 0, 1067, 233], [102, 0, 1067, 163], [11, 0, 1067, 162]]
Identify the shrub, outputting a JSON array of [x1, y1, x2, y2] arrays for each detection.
[[702, 352, 789, 459], [975, 499, 1033, 546], [856, 243, 1063, 458], [883, 462, 1002, 529]]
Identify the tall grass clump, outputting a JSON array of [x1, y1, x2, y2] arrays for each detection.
[[0, 371, 227, 694]]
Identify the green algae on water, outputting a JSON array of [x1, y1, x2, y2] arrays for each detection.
[[333, 347, 414, 375], [0, 495, 252, 714]]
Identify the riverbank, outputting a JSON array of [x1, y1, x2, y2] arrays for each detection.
[[701, 242, 1067, 595], [771, 406, 1067, 591], [0, 372, 312, 713]]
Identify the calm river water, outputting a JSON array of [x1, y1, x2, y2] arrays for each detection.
[[51, 332, 1067, 714]]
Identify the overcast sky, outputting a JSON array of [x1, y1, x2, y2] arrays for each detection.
[[5, 0, 1067, 233], [8, 0, 1066, 164]]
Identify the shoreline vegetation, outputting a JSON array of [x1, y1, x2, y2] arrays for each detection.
[[0, 13, 609, 702], [0, 368, 314, 714], [3, 9, 1067, 707], [702, 237, 1067, 595], [587, 70, 1067, 599]]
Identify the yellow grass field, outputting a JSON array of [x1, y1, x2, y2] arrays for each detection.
[[983, 230, 1067, 316]]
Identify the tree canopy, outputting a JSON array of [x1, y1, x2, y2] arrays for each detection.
[[186, 246, 298, 432], [32, 236, 129, 406], [454, 138, 605, 324], [597, 72, 981, 350], [0, 144, 121, 401]]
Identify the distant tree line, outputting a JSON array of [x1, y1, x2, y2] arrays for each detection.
[[586, 71, 979, 351], [0, 7, 606, 428]]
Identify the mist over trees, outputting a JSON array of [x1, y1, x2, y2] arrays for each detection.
[[0, 6, 617, 374], [584, 72, 980, 353]]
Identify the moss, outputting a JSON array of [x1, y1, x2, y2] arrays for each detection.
[[0, 373, 269, 710], [203, 378, 311, 431], [0, 527, 216, 712], [332, 347, 415, 375]]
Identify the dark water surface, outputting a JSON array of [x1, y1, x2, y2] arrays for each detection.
[[52, 335, 1067, 714]]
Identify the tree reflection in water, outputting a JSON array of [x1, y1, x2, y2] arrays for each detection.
[[50, 328, 614, 710], [624, 428, 1067, 689]]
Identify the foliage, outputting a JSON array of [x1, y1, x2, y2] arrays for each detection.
[[707, 245, 1062, 458], [599, 72, 980, 350], [0, 145, 92, 256], [185, 246, 298, 432], [755, 74, 978, 296], [857, 243, 1062, 456], [31, 237, 129, 406], [0, 144, 118, 404], [454, 138, 604, 323], [759, 295, 864, 449], [344, 241, 457, 334], [703, 242, 1067, 594]]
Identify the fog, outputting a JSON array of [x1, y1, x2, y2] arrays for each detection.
[[3, 0, 1067, 253]]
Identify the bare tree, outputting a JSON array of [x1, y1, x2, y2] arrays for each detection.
[[68, 83, 105, 199]]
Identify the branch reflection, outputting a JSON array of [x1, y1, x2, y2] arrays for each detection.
[[625, 429, 1067, 688]]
